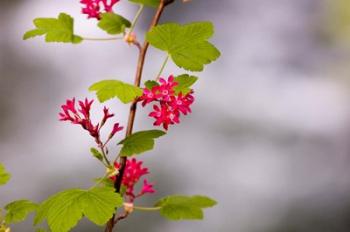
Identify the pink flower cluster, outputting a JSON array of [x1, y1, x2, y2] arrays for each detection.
[[80, 0, 120, 19], [112, 158, 155, 202], [59, 98, 123, 143], [140, 75, 195, 130]]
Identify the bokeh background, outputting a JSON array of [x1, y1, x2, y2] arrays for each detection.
[[1, 0, 350, 231]]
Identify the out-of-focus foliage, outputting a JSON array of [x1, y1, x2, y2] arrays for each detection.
[[0, 164, 10, 186], [325, 0, 350, 46]]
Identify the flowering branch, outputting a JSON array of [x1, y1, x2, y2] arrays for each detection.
[[9, 1, 221, 231], [106, 1, 170, 231]]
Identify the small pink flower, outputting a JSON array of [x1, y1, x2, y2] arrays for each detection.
[[81, 119, 99, 138], [80, 0, 120, 19], [139, 75, 195, 130], [101, 0, 120, 12], [63, 98, 77, 114], [149, 104, 180, 130], [140, 88, 160, 107], [59, 98, 123, 141], [59, 98, 82, 123], [102, 106, 114, 126], [79, 98, 94, 119], [80, 0, 101, 19], [156, 76, 177, 102], [140, 179, 155, 195], [112, 158, 155, 202], [169, 92, 194, 115], [109, 123, 124, 138]]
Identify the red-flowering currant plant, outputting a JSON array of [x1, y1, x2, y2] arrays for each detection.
[[1, 0, 221, 231]]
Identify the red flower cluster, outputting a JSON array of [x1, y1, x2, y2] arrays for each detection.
[[112, 158, 155, 202], [80, 0, 120, 19], [140, 75, 195, 130], [59, 98, 123, 143]]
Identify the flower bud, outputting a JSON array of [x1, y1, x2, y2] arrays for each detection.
[[124, 33, 137, 45], [106, 166, 119, 178], [123, 202, 134, 214]]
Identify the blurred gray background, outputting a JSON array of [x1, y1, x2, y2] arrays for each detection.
[[1, 0, 350, 231]]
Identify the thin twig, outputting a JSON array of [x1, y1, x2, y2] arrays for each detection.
[[97, 140, 111, 166], [133, 206, 161, 211], [129, 4, 145, 35], [156, 55, 169, 81]]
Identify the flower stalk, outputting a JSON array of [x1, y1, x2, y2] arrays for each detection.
[[156, 55, 170, 81]]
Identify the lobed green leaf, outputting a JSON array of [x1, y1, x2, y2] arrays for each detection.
[[23, 13, 82, 44], [144, 80, 159, 90], [118, 130, 166, 156], [5, 200, 38, 224], [89, 80, 143, 104], [98, 13, 131, 35], [146, 22, 221, 71], [35, 229, 48, 232], [34, 187, 123, 232], [0, 163, 11, 186], [173, 74, 198, 95], [155, 195, 217, 220]]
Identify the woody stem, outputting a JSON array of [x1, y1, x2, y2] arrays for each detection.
[[104, 1, 171, 231]]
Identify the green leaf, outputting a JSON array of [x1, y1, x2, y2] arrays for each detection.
[[34, 187, 123, 232], [0, 163, 11, 186], [5, 200, 38, 224], [173, 74, 198, 95], [189, 195, 217, 208], [89, 80, 143, 104], [155, 195, 217, 220], [35, 228, 48, 232], [146, 22, 221, 71], [90, 148, 103, 162], [34, 192, 63, 226], [144, 80, 159, 90], [118, 130, 166, 157], [23, 13, 82, 44], [129, 0, 160, 7], [98, 13, 131, 35], [23, 29, 46, 40]]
